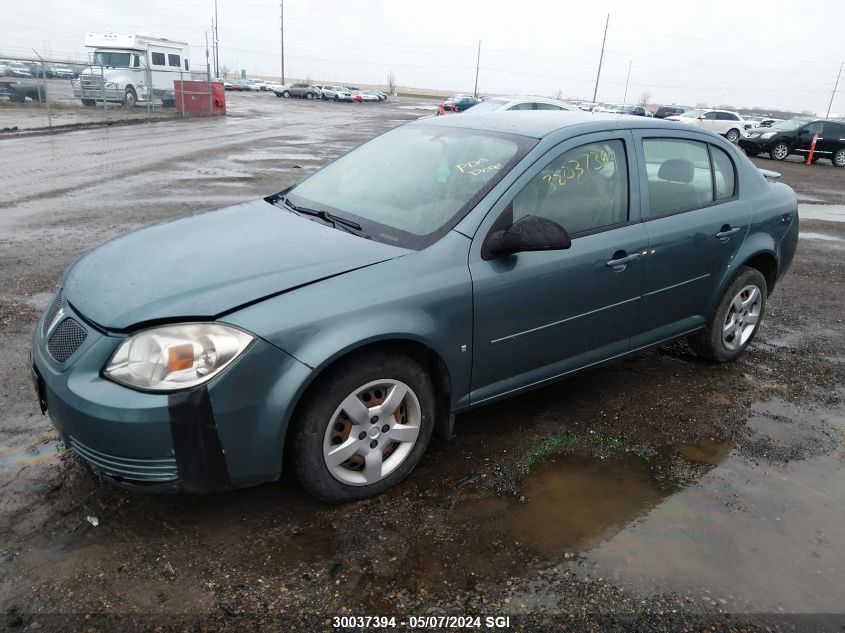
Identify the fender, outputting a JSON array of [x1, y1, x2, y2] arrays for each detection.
[[222, 231, 475, 412], [710, 230, 776, 313]]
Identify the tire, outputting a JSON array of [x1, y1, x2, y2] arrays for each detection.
[[770, 142, 789, 161], [282, 90, 290, 98], [305, 92, 314, 100], [123, 86, 137, 109], [334, 95, 339, 102], [688, 266, 767, 362], [833, 148, 845, 168], [81, 99, 96, 107], [275, 92, 283, 98], [290, 349, 436, 503], [725, 128, 740, 143]]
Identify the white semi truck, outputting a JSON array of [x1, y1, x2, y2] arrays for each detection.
[[72, 33, 190, 108]]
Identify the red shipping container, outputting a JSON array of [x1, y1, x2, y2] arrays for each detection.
[[173, 80, 226, 115]]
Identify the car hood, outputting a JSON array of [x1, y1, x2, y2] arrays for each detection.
[[63, 199, 410, 330]]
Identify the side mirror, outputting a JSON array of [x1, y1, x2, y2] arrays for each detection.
[[484, 215, 572, 259]]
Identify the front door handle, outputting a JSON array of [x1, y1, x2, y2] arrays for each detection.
[[606, 251, 640, 269], [715, 226, 742, 239]]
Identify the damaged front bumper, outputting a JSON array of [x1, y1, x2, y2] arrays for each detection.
[[32, 298, 312, 493]]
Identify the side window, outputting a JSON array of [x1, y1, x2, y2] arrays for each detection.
[[803, 122, 823, 135], [508, 103, 536, 111], [711, 146, 736, 200], [184, 59, 189, 71], [536, 103, 561, 110], [167, 54, 180, 68], [828, 122, 845, 138], [132, 55, 141, 68], [512, 140, 629, 235], [643, 139, 714, 217], [150, 52, 166, 66], [703, 112, 719, 120]]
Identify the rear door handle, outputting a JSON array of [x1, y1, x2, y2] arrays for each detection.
[[715, 226, 742, 239], [606, 252, 640, 268]]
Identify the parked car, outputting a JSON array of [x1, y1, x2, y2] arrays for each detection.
[[320, 85, 353, 101], [359, 91, 381, 102], [232, 80, 255, 91], [274, 83, 319, 99], [221, 80, 234, 90], [665, 109, 748, 143], [0, 79, 45, 102], [654, 106, 689, 119], [24, 62, 46, 77], [739, 118, 845, 166], [619, 105, 652, 117], [460, 96, 577, 113], [4, 63, 33, 78], [439, 94, 480, 113], [48, 65, 76, 79], [32, 112, 798, 502]]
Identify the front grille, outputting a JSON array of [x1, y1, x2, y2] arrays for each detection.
[[69, 437, 178, 484], [41, 290, 63, 336], [47, 318, 87, 362], [81, 75, 103, 90]]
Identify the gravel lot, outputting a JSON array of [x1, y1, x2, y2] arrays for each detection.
[[1, 92, 843, 632]]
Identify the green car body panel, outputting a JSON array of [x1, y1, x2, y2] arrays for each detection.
[[32, 112, 799, 493]]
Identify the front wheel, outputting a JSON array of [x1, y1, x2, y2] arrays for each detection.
[[291, 350, 435, 503], [305, 92, 314, 100], [725, 128, 740, 143], [833, 148, 845, 168], [282, 90, 290, 98], [81, 99, 96, 107], [688, 266, 767, 362], [123, 87, 137, 109], [770, 142, 789, 161]]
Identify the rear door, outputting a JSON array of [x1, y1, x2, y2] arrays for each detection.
[[469, 132, 648, 403], [631, 132, 751, 346], [698, 111, 719, 132], [795, 121, 824, 156], [818, 121, 845, 160]]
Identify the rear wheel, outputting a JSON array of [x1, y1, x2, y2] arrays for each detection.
[[725, 128, 740, 143], [305, 92, 314, 100], [291, 350, 435, 503], [834, 148, 845, 168], [770, 142, 789, 161], [689, 266, 767, 362]]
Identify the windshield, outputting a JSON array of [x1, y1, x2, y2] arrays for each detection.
[[771, 119, 809, 131], [464, 99, 508, 113], [92, 51, 131, 67], [680, 109, 705, 118], [285, 124, 535, 249]]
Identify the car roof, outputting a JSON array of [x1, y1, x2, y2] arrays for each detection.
[[416, 110, 685, 139]]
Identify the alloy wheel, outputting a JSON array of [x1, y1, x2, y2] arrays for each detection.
[[772, 143, 789, 160], [726, 129, 739, 143], [322, 379, 422, 486], [722, 285, 762, 351], [834, 149, 845, 167]]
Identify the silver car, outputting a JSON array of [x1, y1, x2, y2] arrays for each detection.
[[461, 96, 577, 113]]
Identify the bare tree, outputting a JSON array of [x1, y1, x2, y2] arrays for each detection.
[[387, 71, 396, 94], [553, 88, 564, 100], [219, 65, 230, 80], [637, 91, 651, 107]]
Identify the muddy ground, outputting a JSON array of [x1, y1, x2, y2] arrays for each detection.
[[1, 93, 843, 632]]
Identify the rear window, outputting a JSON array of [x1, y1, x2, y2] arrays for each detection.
[[643, 139, 714, 217]]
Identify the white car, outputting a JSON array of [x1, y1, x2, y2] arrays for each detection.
[[459, 96, 577, 113], [665, 109, 748, 143], [320, 85, 353, 101]]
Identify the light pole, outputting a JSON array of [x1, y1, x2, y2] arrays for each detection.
[[592, 14, 609, 103], [280, 0, 285, 84]]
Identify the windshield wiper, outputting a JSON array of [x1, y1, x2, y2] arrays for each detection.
[[278, 195, 364, 233]]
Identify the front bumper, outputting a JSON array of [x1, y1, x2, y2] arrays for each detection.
[[72, 86, 124, 102], [738, 137, 772, 153], [32, 293, 312, 493]]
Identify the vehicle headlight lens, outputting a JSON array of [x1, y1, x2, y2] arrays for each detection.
[[105, 81, 118, 89], [104, 323, 254, 391], [761, 132, 776, 139]]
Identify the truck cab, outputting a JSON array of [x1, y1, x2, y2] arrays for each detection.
[[73, 33, 189, 108]]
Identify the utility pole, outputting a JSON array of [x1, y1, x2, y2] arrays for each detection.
[[280, 0, 285, 84], [214, 0, 219, 78], [211, 18, 217, 78], [473, 40, 481, 98], [826, 62, 843, 118], [592, 14, 609, 103], [622, 60, 632, 107]]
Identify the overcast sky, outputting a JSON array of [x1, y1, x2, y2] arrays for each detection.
[[4, 0, 843, 114]]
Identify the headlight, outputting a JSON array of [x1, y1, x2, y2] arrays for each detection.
[[104, 323, 254, 392], [761, 132, 776, 139], [104, 81, 118, 89]]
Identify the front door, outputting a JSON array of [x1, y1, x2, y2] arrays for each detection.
[[631, 132, 752, 346], [469, 132, 648, 404], [795, 121, 824, 156]]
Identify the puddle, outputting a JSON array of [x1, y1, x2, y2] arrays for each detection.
[[0, 435, 62, 470], [798, 203, 845, 222]]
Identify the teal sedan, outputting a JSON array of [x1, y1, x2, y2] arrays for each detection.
[[32, 112, 799, 502]]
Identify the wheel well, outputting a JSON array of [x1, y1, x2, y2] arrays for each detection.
[[742, 253, 778, 294], [282, 339, 453, 471]]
